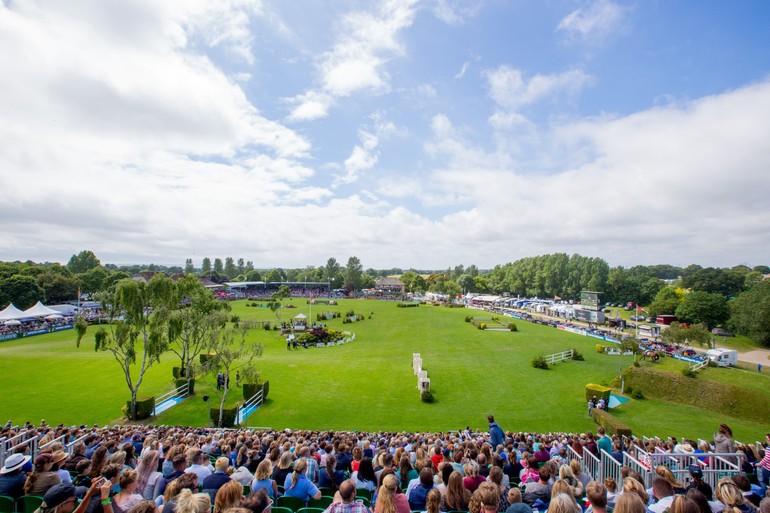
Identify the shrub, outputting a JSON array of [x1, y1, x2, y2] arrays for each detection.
[[596, 344, 605, 353], [532, 355, 549, 369], [681, 367, 698, 378], [122, 396, 155, 420], [465, 316, 472, 322], [479, 322, 487, 330], [210, 403, 241, 427], [590, 408, 632, 437], [230, 315, 240, 323], [508, 322, 517, 332], [263, 322, 272, 330], [420, 390, 434, 403], [631, 389, 645, 400], [585, 384, 611, 402], [262, 381, 270, 400], [571, 348, 584, 361], [174, 378, 194, 395]]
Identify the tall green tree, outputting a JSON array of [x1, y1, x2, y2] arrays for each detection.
[[0, 274, 44, 309], [213, 258, 224, 274], [324, 258, 340, 282], [77, 276, 175, 419], [344, 256, 363, 292], [648, 286, 683, 316], [37, 272, 79, 304], [268, 285, 291, 324], [237, 258, 245, 275], [729, 280, 770, 346], [203, 326, 263, 427], [675, 291, 729, 328], [265, 269, 283, 283], [167, 275, 230, 389], [201, 257, 212, 275], [79, 266, 109, 294], [184, 259, 195, 274], [224, 257, 237, 279], [67, 250, 101, 274]]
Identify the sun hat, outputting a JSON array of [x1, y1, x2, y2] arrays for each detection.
[[0, 453, 31, 474], [51, 450, 68, 464], [42, 484, 77, 509]]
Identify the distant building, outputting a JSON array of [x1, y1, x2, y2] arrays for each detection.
[[132, 271, 165, 283]]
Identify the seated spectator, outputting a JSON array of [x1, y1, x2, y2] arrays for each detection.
[[319, 455, 346, 490], [621, 477, 649, 506], [583, 482, 607, 513], [488, 467, 509, 512], [524, 467, 551, 498], [408, 468, 435, 511], [569, 460, 589, 491], [655, 466, 686, 495], [283, 459, 321, 502], [425, 489, 441, 513], [242, 489, 272, 513], [250, 460, 277, 499], [25, 454, 62, 497], [557, 466, 582, 498], [272, 452, 293, 489], [613, 493, 646, 513], [374, 473, 410, 513], [396, 456, 418, 494], [507, 487, 533, 513], [463, 461, 486, 493], [442, 471, 471, 512], [324, 479, 372, 513], [0, 454, 30, 500], [602, 478, 617, 508], [649, 477, 676, 513], [113, 470, 145, 512], [519, 458, 539, 485], [134, 451, 161, 500], [155, 454, 189, 500], [36, 481, 104, 513], [162, 472, 200, 513], [684, 490, 713, 513], [186, 451, 213, 482], [204, 458, 233, 502], [685, 465, 712, 501], [64, 444, 88, 472], [213, 480, 243, 513], [174, 490, 211, 513], [73, 461, 93, 488], [353, 459, 378, 493], [731, 474, 762, 508], [715, 478, 755, 513]]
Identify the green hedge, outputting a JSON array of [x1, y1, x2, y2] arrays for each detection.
[[172, 366, 188, 379], [123, 396, 155, 420], [210, 403, 241, 427], [585, 384, 612, 402], [622, 367, 770, 424], [242, 381, 270, 401], [174, 378, 195, 395], [396, 302, 419, 308], [591, 408, 632, 437]]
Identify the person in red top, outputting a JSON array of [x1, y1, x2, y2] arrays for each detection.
[[430, 446, 444, 473], [756, 433, 770, 495], [462, 461, 485, 493]]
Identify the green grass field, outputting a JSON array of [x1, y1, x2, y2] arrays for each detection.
[[0, 299, 766, 441]]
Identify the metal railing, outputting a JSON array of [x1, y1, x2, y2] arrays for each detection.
[[152, 382, 190, 416], [583, 446, 601, 481], [600, 449, 623, 484], [237, 389, 264, 424], [0, 430, 39, 466]]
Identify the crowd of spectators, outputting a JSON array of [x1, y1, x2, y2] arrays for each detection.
[[1, 422, 768, 513], [0, 317, 76, 338]]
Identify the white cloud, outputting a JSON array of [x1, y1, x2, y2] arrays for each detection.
[[286, 91, 335, 122], [284, 0, 417, 119], [455, 61, 470, 79], [485, 65, 593, 110], [431, 0, 482, 26], [557, 0, 624, 42]]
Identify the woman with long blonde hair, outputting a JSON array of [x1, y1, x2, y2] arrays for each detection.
[[175, 489, 211, 513], [251, 459, 278, 499], [614, 493, 646, 513], [621, 477, 649, 506], [282, 459, 321, 501], [715, 478, 756, 513], [375, 474, 410, 513], [135, 450, 162, 500]]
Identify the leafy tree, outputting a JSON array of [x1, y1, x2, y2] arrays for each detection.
[[223, 257, 237, 279], [79, 266, 109, 294], [681, 267, 744, 297], [78, 276, 174, 419], [661, 322, 711, 347], [400, 271, 418, 292], [201, 257, 212, 275], [360, 273, 376, 290], [203, 326, 263, 427], [102, 271, 131, 291], [457, 274, 475, 294], [245, 270, 263, 282], [344, 256, 363, 292], [167, 275, 230, 389], [324, 258, 340, 282], [729, 280, 770, 346], [265, 269, 283, 283], [648, 286, 683, 317], [675, 291, 729, 328], [184, 259, 195, 274], [245, 261, 254, 271], [268, 285, 291, 324], [0, 274, 44, 309], [213, 258, 224, 274], [237, 258, 245, 275], [37, 272, 78, 304], [752, 265, 770, 274], [67, 250, 101, 274]]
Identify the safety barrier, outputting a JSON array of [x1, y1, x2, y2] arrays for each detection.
[[152, 382, 190, 416], [544, 349, 574, 365], [237, 389, 264, 425]]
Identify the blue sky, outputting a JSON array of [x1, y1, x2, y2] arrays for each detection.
[[1, 0, 770, 270]]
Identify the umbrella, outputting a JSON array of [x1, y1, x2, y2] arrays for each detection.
[[4, 319, 21, 326], [45, 314, 64, 320]]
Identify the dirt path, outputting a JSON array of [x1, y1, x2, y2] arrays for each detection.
[[738, 349, 770, 365]]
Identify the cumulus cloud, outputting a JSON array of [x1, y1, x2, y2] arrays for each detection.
[[284, 0, 417, 119], [557, 0, 624, 42], [431, 0, 482, 26], [485, 65, 593, 110]]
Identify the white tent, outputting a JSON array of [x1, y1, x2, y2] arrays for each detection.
[[293, 313, 307, 319], [4, 319, 21, 326], [0, 304, 25, 321], [21, 301, 60, 318]]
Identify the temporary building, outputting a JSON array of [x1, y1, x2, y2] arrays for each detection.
[[0, 304, 25, 321], [21, 301, 61, 318]]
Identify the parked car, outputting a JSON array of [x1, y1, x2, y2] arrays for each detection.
[[711, 327, 734, 337]]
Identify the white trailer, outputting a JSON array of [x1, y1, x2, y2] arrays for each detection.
[[706, 348, 738, 367]]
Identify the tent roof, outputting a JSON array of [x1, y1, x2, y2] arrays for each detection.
[[22, 301, 60, 318], [293, 313, 307, 319], [0, 304, 25, 321]]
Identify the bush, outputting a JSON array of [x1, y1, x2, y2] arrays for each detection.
[[465, 316, 472, 322], [420, 390, 434, 403], [210, 403, 241, 427], [262, 381, 269, 400], [479, 322, 487, 330], [631, 389, 645, 400], [532, 355, 549, 369], [230, 315, 240, 323], [571, 348, 584, 361], [596, 344, 605, 353], [174, 378, 194, 395], [681, 367, 698, 379], [590, 408, 632, 437], [263, 322, 272, 330], [508, 322, 517, 332], [585, 384, 611, 402], [122, 396, 155, 420]]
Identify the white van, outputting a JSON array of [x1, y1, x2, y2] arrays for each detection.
[[706, 348, 738, 367]]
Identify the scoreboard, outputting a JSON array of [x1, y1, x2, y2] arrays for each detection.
[[580, 291, 600, 311]]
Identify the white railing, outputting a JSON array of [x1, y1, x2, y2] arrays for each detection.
[[0, 430, 39, 466], [545, 349, 574, 365], [690, 359, 709, 372], [152, 382, 189, 416], [65, 433, 91, 456], [237, 389, 264, 424], [39, 434, 66, 453], [600, 449, 622, 484], [583, 446, 601, 481]]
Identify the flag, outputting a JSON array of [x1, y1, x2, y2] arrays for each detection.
[[637, 305, 642, 312]]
